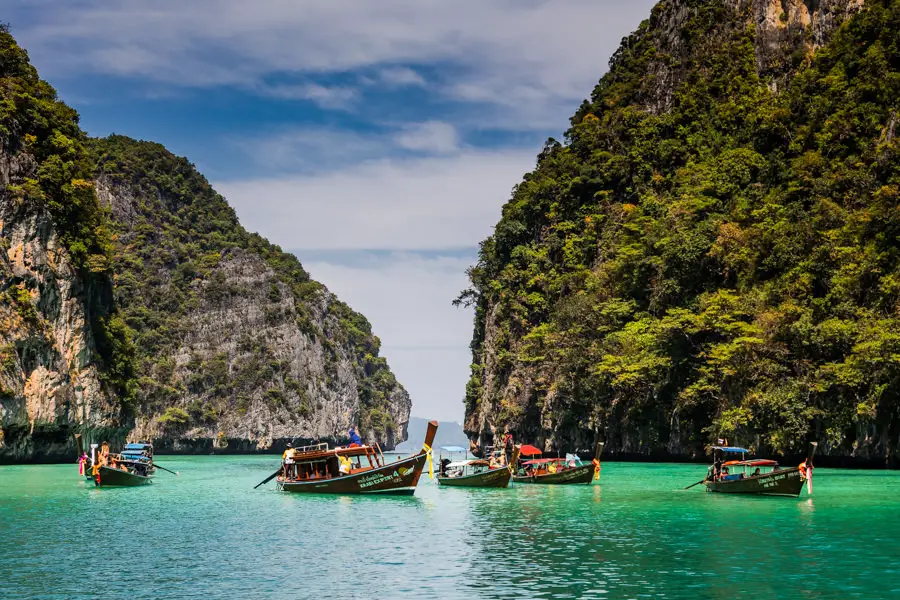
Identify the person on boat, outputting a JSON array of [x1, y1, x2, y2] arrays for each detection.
[[283, 443, 296, 480], [469, 439, 483, 458], [752, 467, 761, 477], [338, 454, 352, 476], [721, 466, 730, 480], [99, 442, 110, 467], [348, 427, 362, 447]]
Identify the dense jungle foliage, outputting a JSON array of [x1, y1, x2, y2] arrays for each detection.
[[462, 0, 900, 459], [0, 26, 135, 399], [90, 136, 401, 438]]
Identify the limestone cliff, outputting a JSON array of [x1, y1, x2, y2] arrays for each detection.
[[464, 0, 900, 465], [91, 136, 410, 452], [0, 30, 410, 461], [0, 27, 132, 462]]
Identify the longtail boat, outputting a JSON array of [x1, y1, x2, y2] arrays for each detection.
[[697, 443, 817, 497], [76, 435, 155, 487], [512, 442, 603, 485], [269, 420, 438, 495], [437, 446, 519, 488]]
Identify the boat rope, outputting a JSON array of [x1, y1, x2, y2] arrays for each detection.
[[423, 443, 434, 479]]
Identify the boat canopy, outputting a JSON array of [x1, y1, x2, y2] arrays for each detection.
[[712, 446, 750, 453], [119, 453, 150, 460], [519, 444, 543, 456], [724, 459, 777, 467], [440, 446, 467, 453], [123, 443, 152, 451], [446, 460, 489, 468]]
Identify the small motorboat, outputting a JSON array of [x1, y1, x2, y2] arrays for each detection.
[[695, 443, 817, 497], [512, 442, 603, 485], [77, 436, 155, 487], [256, 421, 438, 495]]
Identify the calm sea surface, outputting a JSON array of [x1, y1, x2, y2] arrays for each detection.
[[1, 456, 898, 599]]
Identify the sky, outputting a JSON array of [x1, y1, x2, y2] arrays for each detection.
[[5, 0, 656, 423]]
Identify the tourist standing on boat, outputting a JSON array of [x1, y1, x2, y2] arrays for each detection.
[[348, 427, 362, 447], [99, 442, 110, 467], [283, 443, 296, 480], [503, 431, 514, 459]]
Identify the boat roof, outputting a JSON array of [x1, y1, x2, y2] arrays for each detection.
[[123, 443, 152, 451], [292, 445, 380, 461], [518, 444, 543, 456], [446, 460, 489, 468], [712, 446, 750, 453], [723, 459, 778, 467], [440, 446, 467, 453]]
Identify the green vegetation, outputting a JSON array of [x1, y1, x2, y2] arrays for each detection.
[[0, 25, 134, 400], [462, 1, 900, 457]]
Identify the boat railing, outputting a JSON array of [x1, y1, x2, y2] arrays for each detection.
[[295, 442, 329, 453]]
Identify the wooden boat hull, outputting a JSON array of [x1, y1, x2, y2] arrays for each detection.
[[512, 463, 595, 485], [278, 452, 428, 495], [437, 467, 511, 488], [94, 466, 153, 487], [705, 467, 804, 496]]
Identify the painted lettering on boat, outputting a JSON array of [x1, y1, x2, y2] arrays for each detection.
[[358, 470, 401, 489], [761, 471, 799, 488]]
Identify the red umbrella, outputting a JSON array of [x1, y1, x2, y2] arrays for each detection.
[[518, 444, 543, 456]]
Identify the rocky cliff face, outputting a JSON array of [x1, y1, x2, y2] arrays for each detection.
[[464, 0, 900, 465], [0, 30, 410, 462], [0, 27, 132, 462], [92, 136, 410, 453], [0, 154, 125, 461]]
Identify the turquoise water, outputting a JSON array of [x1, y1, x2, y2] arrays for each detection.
[[2, 457, 899, 599]]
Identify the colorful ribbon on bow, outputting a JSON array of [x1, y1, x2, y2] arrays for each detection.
[[423, 443, 434, 479]]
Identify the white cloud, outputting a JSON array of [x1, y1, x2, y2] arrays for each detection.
[[232, 121, 468, 172], [393, 121, 459, 154], [303, 251, 475, 422], [377, 66, 426, 87], [215, 148, 535, 250], [13, 0, 656, 128], [256, 82, 358, 110], [233, 127, 385, 171]]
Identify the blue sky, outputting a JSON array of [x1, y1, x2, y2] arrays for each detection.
[[6, 0, 655, 422]]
